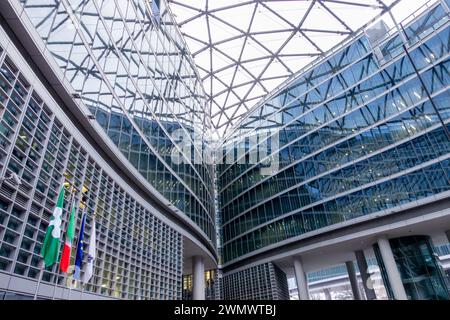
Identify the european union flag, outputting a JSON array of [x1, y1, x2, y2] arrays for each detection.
[[73, 212, 86, 281]]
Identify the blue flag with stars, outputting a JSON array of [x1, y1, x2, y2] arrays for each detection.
[[73, 212, 86, 281]]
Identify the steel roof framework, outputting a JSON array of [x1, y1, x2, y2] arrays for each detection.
[[167, 0, 399, 138]]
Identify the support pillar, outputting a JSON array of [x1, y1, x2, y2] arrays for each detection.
[[192, 256, 205, 300], [355, 250, 377, 300], [377, 237, 408, 300], [446, 230, 450, 243], [323, 288, 332, 300], [345, 261, 362, 300], [293, 256, 309, 300]]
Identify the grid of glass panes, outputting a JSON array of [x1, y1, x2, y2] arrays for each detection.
[[19, 0, 216, 244], [219, 1, 450, 159], [0, 48, 182, 300], [219, 5, 450, 197], [218, 3, 450, 263], [272, 263, 290, 300], [221, 263, 288, 300]]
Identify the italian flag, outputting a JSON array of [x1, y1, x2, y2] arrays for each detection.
[[40, 186, 65, 268], [59, 200, 76, 273]]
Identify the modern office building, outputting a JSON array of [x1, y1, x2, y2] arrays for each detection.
[[0, 0, 449, 300], [0, 0, 216, 300], [215, 0, 450, 301]]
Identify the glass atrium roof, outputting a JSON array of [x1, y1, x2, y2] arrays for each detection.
[[167, 0, 431, 139]]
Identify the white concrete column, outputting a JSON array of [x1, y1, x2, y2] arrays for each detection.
[[377, 237, 408, 300], [192, 256, 205, 300], [293, 256, 309, 300], [345, 261, 362, 300], [355, 250, 377, 300]]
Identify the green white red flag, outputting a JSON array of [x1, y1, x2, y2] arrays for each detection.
[[59, 200, 76, 273]]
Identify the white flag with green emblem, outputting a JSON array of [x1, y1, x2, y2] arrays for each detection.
[[40, 186, 65, 268]]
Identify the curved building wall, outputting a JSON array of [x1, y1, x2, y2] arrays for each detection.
[[217, 1, 450, 264], [18, 0, 216, 243], [0, 27, 184, 299]]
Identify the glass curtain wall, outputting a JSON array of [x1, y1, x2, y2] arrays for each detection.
[[217, 1, 450, 263], [19, 0, 216, 243]]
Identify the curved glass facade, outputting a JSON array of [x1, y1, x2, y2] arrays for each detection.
[[19, 0, 216, 243], [217, 2, 450, 263]]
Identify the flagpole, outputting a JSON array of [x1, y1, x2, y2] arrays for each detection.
[[52, 187, 76, 300], [72, 207, 87, 297], [64, 187, 79, 300], [80, 208, 96, 301], [62, 200, 74, 297], [51, 264, 62, 300], [80, 283, 85, 300], [33, 259, 45, 300], [35, 183, 68, 300], [63, 272, 71, 300], [79, 206, 90, 301], [67, 280, 73, 300]]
